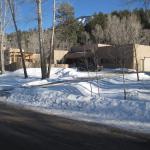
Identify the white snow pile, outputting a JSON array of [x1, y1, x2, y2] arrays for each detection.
[[112, 68, 136, 73], [10, 67, 104, 79], [6, 87, 150, 123]]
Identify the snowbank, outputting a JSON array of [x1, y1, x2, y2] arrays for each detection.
[[6, 87, 150, 122], [6, 67, 104, 79]]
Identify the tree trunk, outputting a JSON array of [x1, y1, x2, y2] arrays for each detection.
[[92, 45, 100, 97], [36, 0, 47, 79], [134, 44, 140, 81], [0, 0, 6, 74], [0, 33, 5, 74], [48, 0, 56, 78], [7, 0, 28, 78], [120, 47, 127, 100]]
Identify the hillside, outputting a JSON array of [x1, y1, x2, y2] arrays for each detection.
[[5, 9, 150, 52]]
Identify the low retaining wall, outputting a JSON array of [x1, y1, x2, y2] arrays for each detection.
[[51, 64, 69, 68]]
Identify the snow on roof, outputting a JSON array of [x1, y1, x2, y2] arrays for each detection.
[[98, 44, 112, 47], [8, 48, 25, 53]]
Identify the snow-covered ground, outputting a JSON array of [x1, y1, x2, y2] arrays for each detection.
[[1, 67, 150, 134]]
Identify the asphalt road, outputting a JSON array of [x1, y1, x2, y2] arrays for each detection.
[[0, 102, 150, 150]]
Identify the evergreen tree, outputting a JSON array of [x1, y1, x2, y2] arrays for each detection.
[[56, 2, 80, 48], [85, 13, 107, 33]]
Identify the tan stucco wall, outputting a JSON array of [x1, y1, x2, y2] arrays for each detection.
[[134, 44, 150, 71], [54, 50, 68, 64], [97, 44, 150, 71]]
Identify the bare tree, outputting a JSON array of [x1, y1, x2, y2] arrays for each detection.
[[91, 25, 104, 97], [92, 24, 104, 44], [105, 14, 141, 99], [48, 0, 56, 78], [0, 0, 7, 74], [105, 15, 127, 99], [91, 44, 101, 97], [7, 0, 28, 78], [127, 14, 142, 81], [105, 14, 141, 79], [80, 32, 93, 96], [126, 0, 150, 24], [36, 0, 47, 79]]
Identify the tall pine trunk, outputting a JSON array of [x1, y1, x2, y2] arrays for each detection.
[[36, 0, 47, 79], [7, 0, 28, 78], [48, 0, 56, 78], [0, 0, 6, 74], [0, 30, 5, 74]]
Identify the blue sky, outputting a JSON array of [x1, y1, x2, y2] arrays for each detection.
[[8, 0, 143, 33], [72, 0, 141, 16]]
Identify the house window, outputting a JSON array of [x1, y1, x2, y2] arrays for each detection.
[[26, 59, 32, 62], [11, 57, 14, 63]]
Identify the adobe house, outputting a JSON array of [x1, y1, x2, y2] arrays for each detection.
[[4, 48, 40, 64], [4, 48, 40, 70], [3, 48, 69, 70], [65, 44, 150, 72]]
